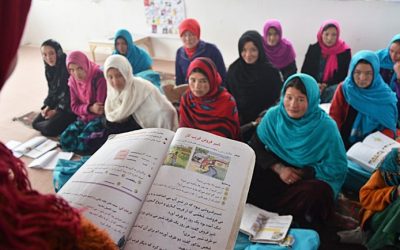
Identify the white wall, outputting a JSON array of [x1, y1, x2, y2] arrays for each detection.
[[23, 0, 400, 67]]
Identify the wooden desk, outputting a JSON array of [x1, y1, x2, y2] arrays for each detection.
[[88, 35, 154, 62]]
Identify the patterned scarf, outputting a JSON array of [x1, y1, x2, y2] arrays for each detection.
[[179, 57, 240, 140]]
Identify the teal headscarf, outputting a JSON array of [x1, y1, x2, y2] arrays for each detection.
[[113, 29, 153, 74], [257, 73, 347, 198], [379, 148, 400, 187], [376, 33, 400, 70], [342, 50, 398, 143]]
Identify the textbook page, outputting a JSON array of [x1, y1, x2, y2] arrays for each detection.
[[346, 142, 383, 172], [125, 127, 256, 250], [58, 128, 175, 245], [28, 150, 73, 170], [362, 131, 400, 151], [240, 203, 292, 244], [347, 131, 400, 172], [24, 139, 58, 158], [13, 136, 47, 155]]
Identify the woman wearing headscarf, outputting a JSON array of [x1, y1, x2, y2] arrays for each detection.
[[330, 50, 398, 150], [32, 39, 76, 136], [301, 20, 351, 103], [0, 1, 116, 249], [104, 54, 178, 134], [262, 19, 297, 81], [175, 18, 226, 86], [247, 73, 347, 232], [179, 57, 240, 140], [226, 30, 282, 141], [359, 148, 400, 250], [60, 51, 107, 154], [376, 33, 400, 84], [113, 29, 153, 74]]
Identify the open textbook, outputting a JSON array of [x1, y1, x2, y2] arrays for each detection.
[[240, 203, 292, 245], [58, 127, 256, 249], [347, 131, 400, 173], [28, 149, 73, 170], [11, 136, 58, 158]]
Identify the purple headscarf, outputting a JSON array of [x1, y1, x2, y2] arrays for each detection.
[[262, 19, 296, 69]]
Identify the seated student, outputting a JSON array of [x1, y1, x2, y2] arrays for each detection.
[[301, 20, 351, 103], [113, 29, 153, 74], [359, 148, 400, 250], [179, 57, 240, 140], [226, 30, 282, 141], [262, 19, 297, 81], [104, 54, 178, 134], [376, 33, 400, 85], [175, 18, 226, 86], [392, 61, 400, 121], [60, 51, 107, 155], [247, 73, 347, 232], [0, 2, 116, 248], [32, 39, 76, 136], [330, 50, 398, 150]]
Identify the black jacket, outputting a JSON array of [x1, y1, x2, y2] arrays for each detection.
[[301, 42, 351, 86]]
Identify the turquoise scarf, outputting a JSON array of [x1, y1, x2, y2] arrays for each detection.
[[113, 29, 153, 74], [342, 50, 397, 143], [376, 33, 400, 70], [257, 73, 347, 198]]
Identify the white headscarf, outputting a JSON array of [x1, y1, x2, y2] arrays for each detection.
[[104, 55, 178, 131]]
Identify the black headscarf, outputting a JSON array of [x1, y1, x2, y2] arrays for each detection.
[[41, 39, 71, 112], [226, 30, 283, 125]]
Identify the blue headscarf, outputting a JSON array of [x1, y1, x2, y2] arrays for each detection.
[[257, 73, 347, 198], [379, 148, 400, 186], [113, 29, 153, 74], [342, 50, 398, 143], [376, 33, 400, 70]]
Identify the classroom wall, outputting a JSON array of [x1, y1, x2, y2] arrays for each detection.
[[23, 0, 400, 68]]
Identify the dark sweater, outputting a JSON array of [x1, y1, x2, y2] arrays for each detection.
[[175, 40, 226, 86], [301, 43, 351, 86]]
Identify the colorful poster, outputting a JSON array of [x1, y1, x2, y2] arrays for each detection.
[[144, 0, 186, 35]]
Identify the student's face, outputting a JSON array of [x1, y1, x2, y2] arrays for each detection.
[[283, 87, 308, 119], [181, 31, 199, 49], [389, 42, 400, 63], [353, 62, 373, 89], [241, 41, 259, 64], [188, 71, 210, 97], [116, 38, 128, 55], [41, 45, 57, 66], [266, 27, 280, 47], [322, 27, 338, 47], [107, 67, 126, 92], [68, 63, 87, 81]]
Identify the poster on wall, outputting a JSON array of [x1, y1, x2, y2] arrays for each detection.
[[144, 0, 186, 35]]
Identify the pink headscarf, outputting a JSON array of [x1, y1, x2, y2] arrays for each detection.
[[317, 19, 350, 83], [66, 51, 100, 104], [262, 19, 296, 69]]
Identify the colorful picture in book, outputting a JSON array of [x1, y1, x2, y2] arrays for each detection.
[[143, 0, 186, 35], [188, 147, 230, 181], [164, 145, 192, 168]]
